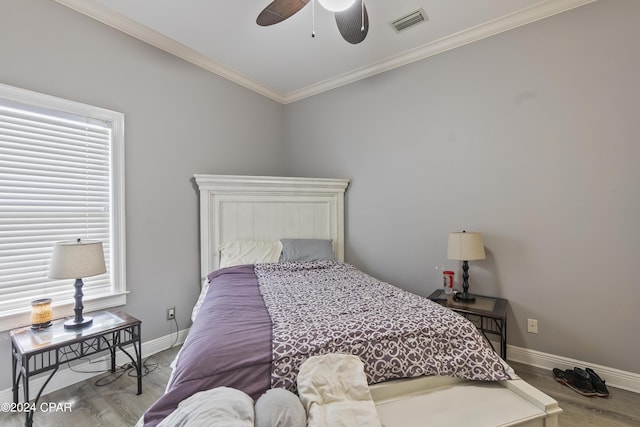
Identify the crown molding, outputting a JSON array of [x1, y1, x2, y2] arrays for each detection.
[[283, 0, 597, 103], [53, 0, 286, 104], [54, 0, 597, 105]]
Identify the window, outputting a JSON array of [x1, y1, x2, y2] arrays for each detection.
[[0, 83, 125, 330]]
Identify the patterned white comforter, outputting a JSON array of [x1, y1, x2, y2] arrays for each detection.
[[255, 261, 514, 391]]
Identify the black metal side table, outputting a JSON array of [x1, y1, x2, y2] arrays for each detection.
[[428, 289, 508, 360], [10, 309, 142, 427]]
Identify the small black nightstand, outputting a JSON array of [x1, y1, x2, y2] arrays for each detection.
[[428, 289, 508, 360], [10, 309, 142, 427]]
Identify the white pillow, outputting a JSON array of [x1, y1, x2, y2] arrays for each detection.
[[219, 240, 283, 268], [191, 277, 210, 322], [255, 388, 306, 427], [158, 387, 254, 427]]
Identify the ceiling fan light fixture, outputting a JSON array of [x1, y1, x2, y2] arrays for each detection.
[[318, 0, 357, 12]]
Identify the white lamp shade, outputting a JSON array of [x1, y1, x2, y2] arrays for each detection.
[[49, 240, 106, 279], [447, 232, 486, 261], [318, 0, 357, 12]]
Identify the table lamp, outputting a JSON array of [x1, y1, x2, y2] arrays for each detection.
[[447, 231, 485, 303], [49, 239, 106, 329]]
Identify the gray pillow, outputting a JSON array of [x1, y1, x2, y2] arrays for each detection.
[[279, 239, 335, 262], [254, 388, 306, 427]]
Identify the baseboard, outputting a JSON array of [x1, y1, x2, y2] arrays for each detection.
[[507, 344, 640, 394], [0, 328, 189, 404]]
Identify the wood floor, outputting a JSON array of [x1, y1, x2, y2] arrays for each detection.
[[1, 346, 638, 426], [508, 361, 640, 427], [0, 345, 181, 427]]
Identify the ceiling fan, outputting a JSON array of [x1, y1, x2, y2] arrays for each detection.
[[257, 0, 369, 44]]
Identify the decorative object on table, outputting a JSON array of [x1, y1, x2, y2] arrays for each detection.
[[442, 270, 455, 294], [435, 265, 454, 294], [48, 239, 106, 329], [30, 298, 53, 329], [447, 230, 486, 303]]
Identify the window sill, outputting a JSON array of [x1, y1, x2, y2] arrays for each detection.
[[0, 292, 128, 332]]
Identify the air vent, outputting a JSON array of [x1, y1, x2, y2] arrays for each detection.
[[390, 8, 428, 33]]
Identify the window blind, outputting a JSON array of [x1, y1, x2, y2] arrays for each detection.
[[0, 98, 113, 314]]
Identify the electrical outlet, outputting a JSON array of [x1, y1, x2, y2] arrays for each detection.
[[527, 318, 538, 334], [167, 307, 175, 321]]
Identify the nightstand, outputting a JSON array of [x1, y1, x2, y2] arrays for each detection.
[[10, 309, 142, 427], [427, 289, 508, 360]]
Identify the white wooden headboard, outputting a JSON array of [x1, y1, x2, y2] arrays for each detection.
[[194, 174, 350, 281]]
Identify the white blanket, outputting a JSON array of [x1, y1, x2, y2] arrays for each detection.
[[297, 354, 382, 427], [157, 387, 254, 427]]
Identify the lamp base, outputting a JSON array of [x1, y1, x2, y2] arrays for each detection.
[[453, 292, 476, 303], [64, 316, 93, 329]]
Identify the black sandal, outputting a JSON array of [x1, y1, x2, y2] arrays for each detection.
[[584, 367, 610, 397], [552, 368, 596, 396]]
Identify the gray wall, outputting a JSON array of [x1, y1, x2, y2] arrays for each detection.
[[0, 0, 285, 390], [283, 0, 640, 374], [1, 0, 638, 395]]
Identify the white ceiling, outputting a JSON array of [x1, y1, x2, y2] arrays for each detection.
[[55, 0, 595, 103]]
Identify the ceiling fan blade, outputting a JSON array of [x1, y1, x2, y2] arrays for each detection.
[[335, 0, 369, 44], [257, 0, 310, 26]]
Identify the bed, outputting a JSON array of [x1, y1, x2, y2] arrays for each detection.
[[141, 174, 561, 427]]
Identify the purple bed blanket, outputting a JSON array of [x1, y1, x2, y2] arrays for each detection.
[[143, 262, 513, 426], [142, 265, 272, 427]]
